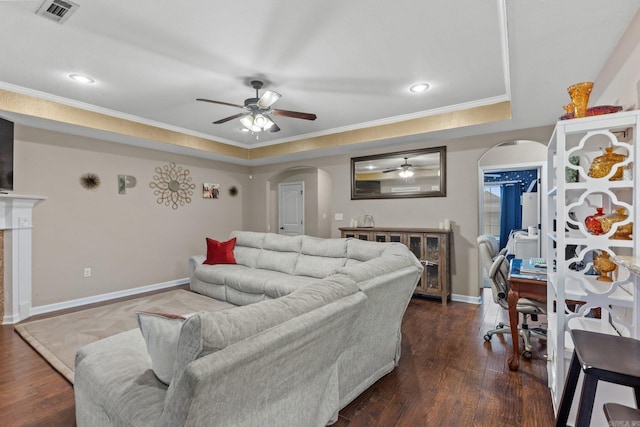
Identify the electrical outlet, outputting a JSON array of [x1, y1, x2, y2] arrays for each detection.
[[84, 267, 91, 278]]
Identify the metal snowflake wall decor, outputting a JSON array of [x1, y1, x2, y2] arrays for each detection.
[[80, 173, 100, 190], [149, 162, 196, 209]]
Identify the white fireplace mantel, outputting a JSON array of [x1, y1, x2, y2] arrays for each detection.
[[1, 194, 46, 324]]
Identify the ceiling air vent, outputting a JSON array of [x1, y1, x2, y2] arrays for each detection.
[[35, 0, 79, 24]]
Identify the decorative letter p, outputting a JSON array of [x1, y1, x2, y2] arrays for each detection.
[[118, 175, 137, 194]]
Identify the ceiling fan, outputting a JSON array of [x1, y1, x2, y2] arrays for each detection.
[[196, 80, 317, 133], [383, 157, 414, 177]]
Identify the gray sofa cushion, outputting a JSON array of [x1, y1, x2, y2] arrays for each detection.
[[301, 235, 348, 257], [294, 254, 346, 278], [293, 236, 348, 278], [224, 267, 316, 302], [232, 246, 261, 268], [346, 238, 388, 262], [256, 249, 299, 274], [263, 233, 303, 252], [254, 233, 303, 274], [229, 231, 265, 268], [336, 253, 421, 284], [263, 274, 318, 298]]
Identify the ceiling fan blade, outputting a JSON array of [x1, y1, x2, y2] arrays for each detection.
[[257, 90, 281, 109], [196, 98, 245, 109], [213, 112, 248, 124], [272, 109, 317, 121], [382, 168, 399, 173], [268, 118, 281, 133]]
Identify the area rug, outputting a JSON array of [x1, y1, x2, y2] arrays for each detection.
[[15, 289, 235, 383]]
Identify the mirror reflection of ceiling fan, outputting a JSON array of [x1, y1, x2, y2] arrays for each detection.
[[383, 157, 415, 178], [196, 80, 317, 133]]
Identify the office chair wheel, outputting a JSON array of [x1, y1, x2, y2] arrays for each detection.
[[495, 324, 505, 329], [484, 334, 492, 342], [522, 350, 532, 359]]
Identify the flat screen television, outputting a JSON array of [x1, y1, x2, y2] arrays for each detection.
[[0, 117, 13, 191]]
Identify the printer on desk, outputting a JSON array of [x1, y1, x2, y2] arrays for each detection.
[[506, 227, 540, 260]]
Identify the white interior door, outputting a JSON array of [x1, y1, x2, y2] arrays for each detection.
[[278, 181, 304, 235]]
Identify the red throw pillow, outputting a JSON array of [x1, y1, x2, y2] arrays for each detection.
[[203, 237, 237, 265]]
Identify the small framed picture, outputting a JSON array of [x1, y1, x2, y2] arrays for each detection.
[[203, 183, 220, 199]]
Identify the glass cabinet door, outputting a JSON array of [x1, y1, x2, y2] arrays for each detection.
[[374, 232, 388, 242], [388, 232, 403, 243], [406, 233, 426, 293], [424, 234, 442, 292], [374, 232, 403, 242]]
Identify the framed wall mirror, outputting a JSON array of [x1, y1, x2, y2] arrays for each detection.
[[351, 146, 446, 199]]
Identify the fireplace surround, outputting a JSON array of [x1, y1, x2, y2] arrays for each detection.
[[0, 194, 46, 324]]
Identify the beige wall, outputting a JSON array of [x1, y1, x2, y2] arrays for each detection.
[[15, 126, 250, 307], [247, 125, 554, 300], [593, 9, 640, 109]]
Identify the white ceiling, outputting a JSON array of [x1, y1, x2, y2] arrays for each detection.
[[0, 0, 639, 164]]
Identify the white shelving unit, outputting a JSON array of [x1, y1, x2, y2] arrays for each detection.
[[546, 110, 640, 424]]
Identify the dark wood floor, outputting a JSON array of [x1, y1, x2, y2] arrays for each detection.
[[0, 288, 555, 426]]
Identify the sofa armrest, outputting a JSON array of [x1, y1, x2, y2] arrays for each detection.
[[189, 255, 206, 277], [75, 329, 167, 427]]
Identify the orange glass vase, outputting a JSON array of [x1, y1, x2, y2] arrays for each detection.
[[601, 208, 633, 240], [588, 147, 627, 180], [567, 82, 594, 118], [594, 252, 617, 282], [585, 207, 605, 235]]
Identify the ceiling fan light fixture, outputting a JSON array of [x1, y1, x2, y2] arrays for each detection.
[[399, 169, 414, 178], [257, 90, 281, 109], [240, 115, 260, 132], [199, 80, 313, 133], [253, 114, 268, 128], [263, 119, 275, 130], [240, 113, 276, 132]]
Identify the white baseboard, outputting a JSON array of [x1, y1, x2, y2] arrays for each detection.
[[27, 278, 189, 318], [3, 313, 19, 325], [451, 293, 483, 305]]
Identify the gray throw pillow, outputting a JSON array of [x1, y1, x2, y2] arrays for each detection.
[[136, 311, 188, 385]]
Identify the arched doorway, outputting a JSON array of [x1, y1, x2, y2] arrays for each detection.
[[266, 166, 333, 237], [476, 139, 547, 287]]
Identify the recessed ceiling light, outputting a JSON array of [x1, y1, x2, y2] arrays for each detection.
[[68, 73, 95, 84], [409, 82, 430, 93]]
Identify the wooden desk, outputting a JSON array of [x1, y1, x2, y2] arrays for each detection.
[[507, 259, 547, 371]]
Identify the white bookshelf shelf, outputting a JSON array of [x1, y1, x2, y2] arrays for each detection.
[[546, 110, 640, 415]]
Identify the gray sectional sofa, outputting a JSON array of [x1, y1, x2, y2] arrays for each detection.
[[74, 231, 423, 426]]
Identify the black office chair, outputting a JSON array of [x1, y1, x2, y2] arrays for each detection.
[[479, 247, 547, 358]]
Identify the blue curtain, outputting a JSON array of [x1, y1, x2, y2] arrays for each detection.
[[499, 183, 522, 250]]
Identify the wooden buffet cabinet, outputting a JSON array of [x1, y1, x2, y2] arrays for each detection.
[[339, 227, 452, 305]]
